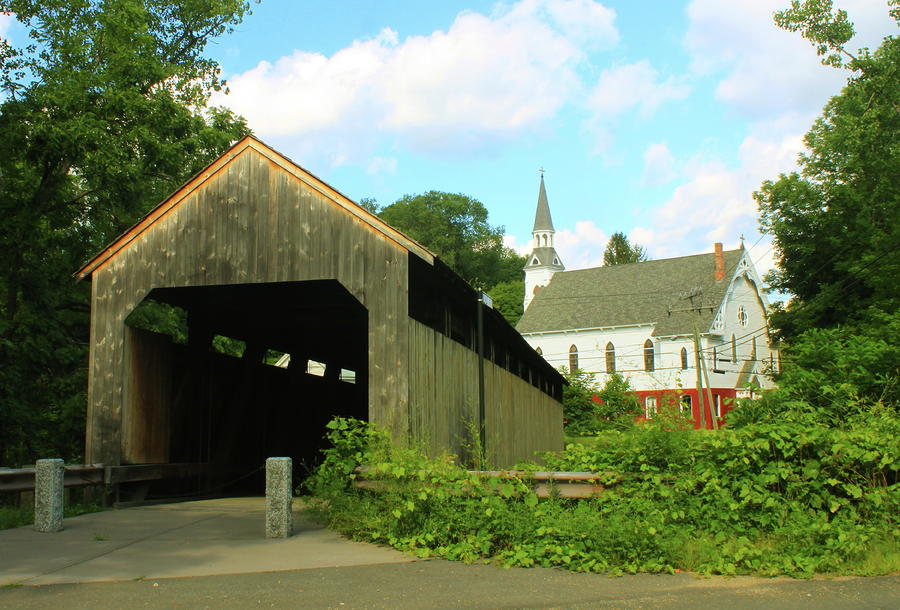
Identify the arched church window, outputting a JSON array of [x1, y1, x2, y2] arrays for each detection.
[[680, 347, 688, 370], [568, 345, 578, 372], [535, 346, 542, 356], [605, 342, 616, 373], [643, 339, 654, 372]]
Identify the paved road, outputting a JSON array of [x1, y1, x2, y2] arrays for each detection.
[[2, 561, 898, 609]]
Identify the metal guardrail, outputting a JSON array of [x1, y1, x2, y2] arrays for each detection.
[[353, 467, 613, 498], [0, 463, 209, 493]]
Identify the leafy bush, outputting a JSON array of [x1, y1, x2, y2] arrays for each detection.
[[562, 371, 641, 435], [306, 416, 899, 577], [730, 308, 899, 428]]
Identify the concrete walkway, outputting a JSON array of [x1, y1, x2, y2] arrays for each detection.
[[0, 497, 414, 586]]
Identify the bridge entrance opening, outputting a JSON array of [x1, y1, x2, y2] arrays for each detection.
[[121, 280, 368, 499]]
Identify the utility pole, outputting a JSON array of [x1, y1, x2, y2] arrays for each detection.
[[697, 341, 719, 430], [673, 287, 716, 429], [692, 324, 707, 429]]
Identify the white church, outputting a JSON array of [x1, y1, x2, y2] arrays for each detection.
[[516, 176, 778, 427]]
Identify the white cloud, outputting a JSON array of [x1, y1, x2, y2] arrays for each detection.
[[0, 14, 11, 38], [641, 142, 677, 186], [630, 123, 804, 273], [584, 60, 689, 154], [587, 60, 689, 119], [366, 156, 397, 175], [217, 0, 620, 165], [685, 0, 896, 120], [554, 220, 609, 269], [507, 219, 609, 271]]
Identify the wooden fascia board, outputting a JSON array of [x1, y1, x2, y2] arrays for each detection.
[[75, 135, 433, 280]]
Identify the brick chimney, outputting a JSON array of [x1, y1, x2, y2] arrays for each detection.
[[714, 242, 725, 281]]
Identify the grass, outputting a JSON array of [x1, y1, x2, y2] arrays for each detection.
[[0, 501, 107, 531], [0, 505, 32, 531]]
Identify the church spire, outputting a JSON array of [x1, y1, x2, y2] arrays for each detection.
[[532, 174, 555, 232], [523, 172, 564, 311]]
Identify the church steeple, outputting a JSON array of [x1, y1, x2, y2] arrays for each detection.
[[532, 174, 555, 235], [524, 172, 564, 311]]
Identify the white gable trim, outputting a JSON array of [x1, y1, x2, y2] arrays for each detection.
[[707, 250, 770, 336]]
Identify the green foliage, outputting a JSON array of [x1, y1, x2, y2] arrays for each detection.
[[602, 232, 649, 266], [729, 308, 899, 427], [0, 500, 105, 531], [309, 417, 899, 577], [758, 2, 900, 340], [375, 191, 525, 292], [594, 373, 643, 428], [562, 371, 641, 435], [487, 279, 524, 327], [0, 0, 252, 465], [775, 0, 857, 69], [561, 370, 598, 435]]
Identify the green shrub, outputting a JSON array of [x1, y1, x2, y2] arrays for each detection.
[[562, 371, 641, 435], [306, 416, 899, 577], [730, 308, 899, 428]]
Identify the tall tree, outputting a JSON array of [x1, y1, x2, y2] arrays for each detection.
[[0, 0, 251, 465], [376, 191, 525, 292], [602, 232, 649, 266], [756, 0, 899, 339]]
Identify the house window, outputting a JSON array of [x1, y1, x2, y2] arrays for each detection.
[[680, 394, 692, 415], [643, 339, 654, 372], [680, 347, 688, 370], [737, 305, 748, 327], [714, 395, 722, 418], [605, 342, 616, 373], [568, 345, 578, 372], [535, 346, 542, 356], [731, 334, 737, 362], [645, 396, 657, 419]]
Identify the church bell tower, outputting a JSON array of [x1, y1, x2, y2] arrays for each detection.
[[523, 172, 564, 310]]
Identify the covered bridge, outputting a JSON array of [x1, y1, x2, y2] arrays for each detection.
[[76, 136, 563, 496]]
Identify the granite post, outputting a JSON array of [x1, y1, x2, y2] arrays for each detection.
[[266, 457, 293, 538], [34, 459, 64, 533]]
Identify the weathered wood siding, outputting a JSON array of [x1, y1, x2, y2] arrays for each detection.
[[122, 327, 173, 464], [86, 146, 409, 465], [408, 320, 563, 467]]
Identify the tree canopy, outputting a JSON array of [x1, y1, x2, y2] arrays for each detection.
[[372, 191, 526, 323], [602, 232, 649, 266], [756, 0, 899, 340], [0, 0, 252, 465]]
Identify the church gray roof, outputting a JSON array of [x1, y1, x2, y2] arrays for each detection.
[[532, 176, 554, 232], [528, 247, 564, 268], [516, 248, 745, 336]]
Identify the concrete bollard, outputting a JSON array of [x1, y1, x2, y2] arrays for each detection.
[[34, 459, 65, 533], [265, 457, 293, 539]]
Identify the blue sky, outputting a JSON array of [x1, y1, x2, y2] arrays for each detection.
[[3, 1, 895, 280]]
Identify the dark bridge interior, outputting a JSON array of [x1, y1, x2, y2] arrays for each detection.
[[123, 280, 368, 498]]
